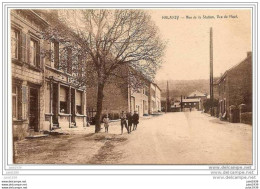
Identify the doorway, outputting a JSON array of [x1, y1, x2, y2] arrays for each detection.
[[29, 87, 39, 132]]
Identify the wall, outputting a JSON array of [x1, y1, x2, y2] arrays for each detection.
[[11, 10, 46, 138], [218, 53, 252, 121], [228, 55, 252, 112], [86, 81, 129, 116]]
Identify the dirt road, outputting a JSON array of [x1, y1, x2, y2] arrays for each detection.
[[15, 111, 252, 164], [111, 111, 252, 164]]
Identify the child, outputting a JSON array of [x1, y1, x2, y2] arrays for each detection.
[[103, 114, 110, 133]]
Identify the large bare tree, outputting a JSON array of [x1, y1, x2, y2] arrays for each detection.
[[39, 9, 165, 133]]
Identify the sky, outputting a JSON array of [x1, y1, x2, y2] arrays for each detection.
[[149, 9, 251, 81]]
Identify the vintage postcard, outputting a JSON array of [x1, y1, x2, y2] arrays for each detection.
[[1, 2, 258, 189]]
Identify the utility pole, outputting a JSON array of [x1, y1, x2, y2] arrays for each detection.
[[166, 80, 170, 113], [180, 95, 183, 112], [210, 27, 214, 116]]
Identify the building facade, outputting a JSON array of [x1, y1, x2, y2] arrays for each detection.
[[11, 10, 87, 139], [181, 98, 201, 111], [216, 52, 252, 122], [86, 72, 161, 120], [149, 83, 162, 114]]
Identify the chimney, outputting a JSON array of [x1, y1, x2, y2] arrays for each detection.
[[247, 51, 252, 57]]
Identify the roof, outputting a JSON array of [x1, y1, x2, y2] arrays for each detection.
[[182, 98, 201, 103], [153, 82, 162, 91], [216, 52, 252, 84], [188, 90, 206, 97]]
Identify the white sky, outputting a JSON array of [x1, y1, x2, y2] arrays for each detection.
[[150, 9, 251, 80]]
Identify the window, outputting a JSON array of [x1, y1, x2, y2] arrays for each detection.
[[12, 84, 21, 119], [60, 86, 68, 113], [143, 100, 148, 110], [151, 88, 155, 98], [76, 90, 82, 114], [11, 29, 20, 59], [145, 86, 149, 96], [153, 101, 156, 109], [30, 38, 39, 66], [12, 85, 18, 118]]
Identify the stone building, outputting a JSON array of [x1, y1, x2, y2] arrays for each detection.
[[11, 10, 87, 139], [86, 70, 161, 120], [216, 52, 252, 123], [149, 83, 162, 114]]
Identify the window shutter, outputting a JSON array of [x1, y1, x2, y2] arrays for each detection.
[[44, 42, 51, 66], [26, 34, 31, 64], [54, 42, 59, 69], [20, 32, 27, 62], [67, 48, 72, 74], [18, 85, 23, 120], [78, 55, 82, 77], [50, 42, 54, 67], [36, 41, 41, 68]]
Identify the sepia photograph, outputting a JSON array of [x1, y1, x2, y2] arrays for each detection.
[[1, 1, 259, 188], [10, 8, 253, 165]]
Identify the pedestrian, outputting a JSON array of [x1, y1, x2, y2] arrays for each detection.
[[120, 111, 128, 134], [132, 110, 139, 130], [103, 114, 110, 133], [127, 112, 133, 133], [190, 107, 192, 112]]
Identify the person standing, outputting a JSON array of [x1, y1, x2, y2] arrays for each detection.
[[133, 111, 139, 130], [127, 112, 133, 133], [103, 114, 110, 133], [120, 111, 128, 134]]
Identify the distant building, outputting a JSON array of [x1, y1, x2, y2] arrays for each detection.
[[216, 52, 252, 122], [186, 90, 207, 111], [181, 98, 201, 111], [170, 100, 181, 112], [187, 90, 207, 100]]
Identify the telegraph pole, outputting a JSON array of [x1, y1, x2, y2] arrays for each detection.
[[210, 27, 214, 116], [166, 80, 170, 113]]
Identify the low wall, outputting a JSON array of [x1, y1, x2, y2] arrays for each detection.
[[13, 122, 28, 141], [240, 112, 252, 125], [75, 116, 85, 127], [59, 115, 70, 128]]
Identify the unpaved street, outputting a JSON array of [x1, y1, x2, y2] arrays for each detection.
[[113, 111, 252, 164], [15, 111, 252, 164]]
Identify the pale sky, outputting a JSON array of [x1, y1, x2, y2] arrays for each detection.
[[149, 9, 251, 81]]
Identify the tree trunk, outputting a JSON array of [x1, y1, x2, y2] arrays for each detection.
[[95, 82, 105, 133]]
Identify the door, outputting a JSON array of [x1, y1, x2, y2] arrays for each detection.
[[52, 83, 58, 124], [71, 88, 75, 123], [29, 87, 39, 132]]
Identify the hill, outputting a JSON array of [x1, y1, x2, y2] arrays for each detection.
[[156, 79, 210, 100]]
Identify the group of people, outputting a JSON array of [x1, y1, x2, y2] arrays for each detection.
[[102, 111, 140, 134]]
